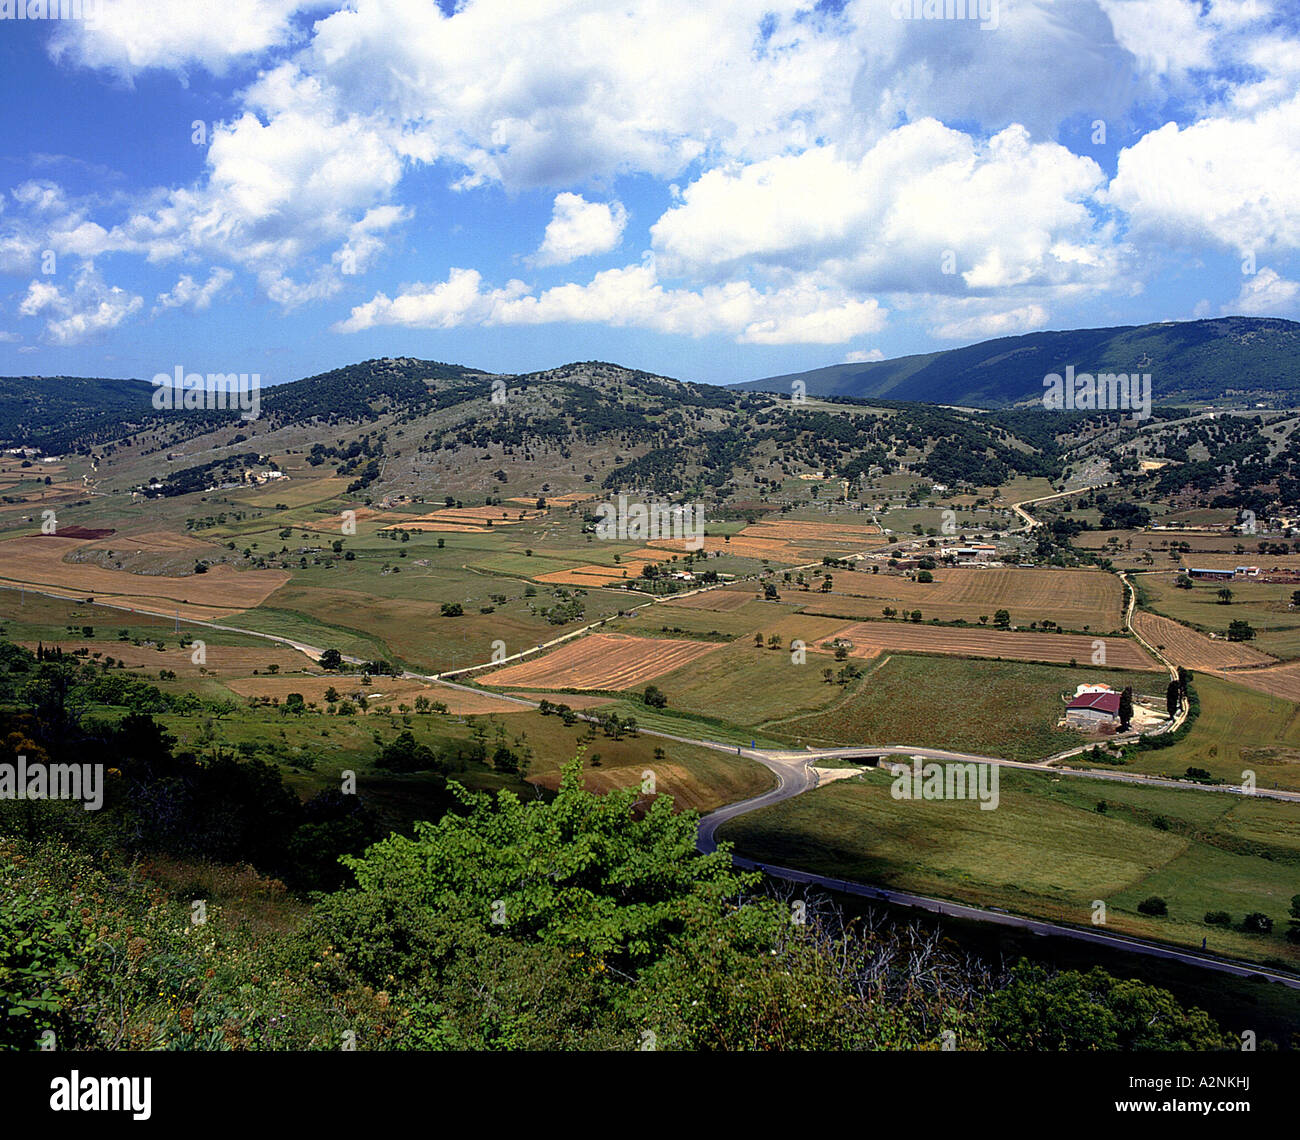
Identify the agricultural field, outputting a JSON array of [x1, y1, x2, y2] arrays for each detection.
[[813, 620, 1161, 671], [0, 533, 290, 619], [767, 655, 1163, 760], [1131, 610, 1277, 671], [642, 612, 854, 728], [1137, 571, 1300, 659], [799, 566, 1123, 632], [484, 632, 724, 690], [1118, 673, 1300, 793], [718, 766, 1300, 968]]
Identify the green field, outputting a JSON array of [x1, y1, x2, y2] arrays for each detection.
[[763, 654, 1162, 760], [718, 766, 1300, 968], [1118, 673, 1300, 793], [1139, 572, 1300, 659]]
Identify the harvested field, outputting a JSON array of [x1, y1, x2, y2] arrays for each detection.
[[816, 621, 1162, 671], [381, 506, 547, 533], [804, 567, 1123, 631], [1132, 611, 1276, 671], [486, 633, 723, 690], [535, 562, 654, 585], [1215, 661, 1300, 703], [82, 530, 205, 552], [0, 535, 288, 619]]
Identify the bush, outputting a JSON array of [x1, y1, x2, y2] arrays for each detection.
[[1203, 911, 1231, 927], [1241, 912, 1273, 934], [1137, 896, 1167, 916]]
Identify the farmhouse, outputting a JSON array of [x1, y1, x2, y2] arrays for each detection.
[[954, 543, 997, 562], [1065, 689, 1122, 728], [1188, 567, 1236, 581]]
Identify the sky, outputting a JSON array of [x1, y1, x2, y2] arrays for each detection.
[[0, 0, 1298, 389]]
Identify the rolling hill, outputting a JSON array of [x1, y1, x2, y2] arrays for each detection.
[[732, 316, 1300, 409]]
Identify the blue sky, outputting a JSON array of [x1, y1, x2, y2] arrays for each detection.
[[1, 0, 1298, 388]]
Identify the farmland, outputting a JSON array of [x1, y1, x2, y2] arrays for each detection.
[[768, 655, 1163, 760], [484, 632, 724, 690], [718, 766, 1300, 968], [1131, 610, 1276, 670], [799, 565, 1123, 631], [812, 621, 1162, 671]]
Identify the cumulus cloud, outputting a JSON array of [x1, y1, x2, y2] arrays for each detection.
[[335, 261, 887, 345], [49, 0, 312, 75], [652, 123, 1117, 297], [18, 265, 143, 344], [927, 303, 1050, 342], [1106, 93, 1300, 254], [845, 348, 885, 363], [153, 267, 234, 315], [1225, 267, 1300, 316], [531, 194, 628, 267]]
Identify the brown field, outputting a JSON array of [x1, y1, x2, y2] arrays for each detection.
[[231, 476, 351, 508], [507, 492, 594, 507], [380, 506, 547, 533], [816, 621, 1162, 670], [644, 517, 886, 564], [0, 535, 289, 619], [82, 530, 212, 553], [801, 566, 1123, 630], [1131, 611, 1277, 671], [486, 633, 723, 690], [535, 562, 655, 585], [1216, 660, 1300, 703]]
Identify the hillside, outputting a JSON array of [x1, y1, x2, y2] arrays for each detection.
[[733, 317, 1300, 409]]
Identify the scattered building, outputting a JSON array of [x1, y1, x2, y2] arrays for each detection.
[[1188, 567, 1236, 581]]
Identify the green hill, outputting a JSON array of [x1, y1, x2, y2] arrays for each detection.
[[733, 317, 1300, 408]]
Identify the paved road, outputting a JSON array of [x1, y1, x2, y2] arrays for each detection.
[[717, 847, 1300, 991]]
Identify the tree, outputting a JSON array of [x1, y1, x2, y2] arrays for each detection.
[[1227, 620, 1255, 642], [916, 570, 934, 583], [1118, 686, 1134, 729], [1216, 587, 1233, 604], [284, 692, 306, 715], [1137, 895, 1166, 916], [1241, 912, 1273, 934], [643, 685, 668, 709], [1165, 680, 1181, 718], [319, 648, 344, 671], [993, 609, 1011, 628]]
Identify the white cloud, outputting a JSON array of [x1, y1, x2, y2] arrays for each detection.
[[18, 265, 143, 344], [336, 261, 887, 345], [152, 267, 234, 315], [845, 348, 885, 363], [532, 194, 628, 267], [651, 123, 1116, 297], [926, 302, 1051, 342], [1225, 267, 1300, 315], [1106, 93, 1300, 254], [1097, 0, 1214, 76], [49, 0, 312, 75]]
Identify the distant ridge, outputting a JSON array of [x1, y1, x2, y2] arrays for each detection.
[[731, 316, 1300, 408]]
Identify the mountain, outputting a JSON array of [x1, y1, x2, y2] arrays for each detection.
[[732, 316, 1300, 408]]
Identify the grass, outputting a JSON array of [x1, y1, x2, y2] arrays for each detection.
[[765, 654, 1161, 760], [1119, 672, 1300, 793], [717, 766, 1300, 968]]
